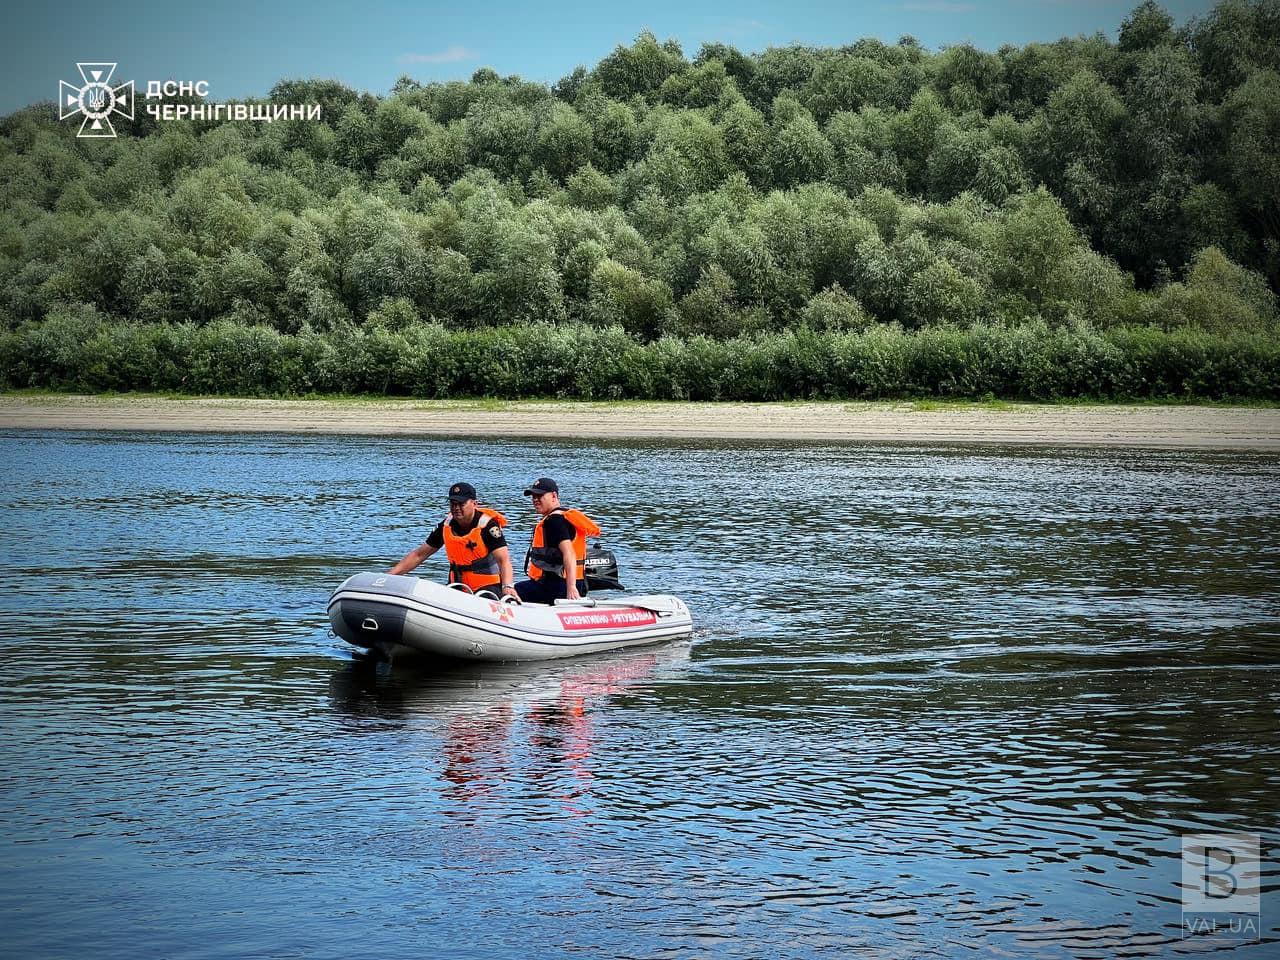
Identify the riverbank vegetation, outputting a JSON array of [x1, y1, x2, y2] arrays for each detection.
[[1, 1, 1277, 400]]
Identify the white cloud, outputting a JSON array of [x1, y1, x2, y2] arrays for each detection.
[[398, 46, 475, 65]]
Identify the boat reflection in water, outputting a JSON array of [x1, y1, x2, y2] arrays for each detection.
[[328, 642, 690, 818]]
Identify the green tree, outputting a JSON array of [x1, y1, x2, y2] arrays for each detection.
[[719, 99, 770, 186], [594, 31, 689, 100], [973, 145, 1029, 205], [803, 55, 891, 120], [659, 59, 738, 108], [927, 124, 987, 201], [1221, 69, 1280, 284], [905, 258, 985, 327], [1000, 43, 1072, 118], [400, 121, 467, 186], [167, 165, 259, 256], [374, 98, 429, 156], [985, 189, 1086, 321], [469, 218, 566, 324], [932, 43, 1007, 114], [746, 46, 819, 108], [587, 258, 674, 338], [197, 247, 276, 320], [891, 89, 947, 195], [799, 284, 873, 331], [533, 101, 594, 179], [695, 42, 757, 92], [1182, 183, 1250, 261], [1151, 246, 1279, 333], [649, 110, 731, 192], [1030, 70, 1125, 237], [566, 163, 616, 209], [581, 96, 638, 172], [769, 113, 834, 188], [465, 98, 535, 178], [826, 108, 906, 195], [1190, 0, 1280, 101], [676, 263, 762, 337], [269, 79, 365, 121], [335, 104, 380, 173], [563, 239, 608, 301], [1119, 1, 1176, 53]]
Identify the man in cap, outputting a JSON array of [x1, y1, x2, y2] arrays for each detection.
[[514, 478, 598, 604], [389, 482, 518, 599]]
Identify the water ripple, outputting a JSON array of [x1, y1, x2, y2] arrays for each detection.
[[1, 433, 1277, 958]]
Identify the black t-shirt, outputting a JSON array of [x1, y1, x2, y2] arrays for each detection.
[[539, 512, 576, 549], [425, 513, 508, 552], [536, 512, 581, 583]]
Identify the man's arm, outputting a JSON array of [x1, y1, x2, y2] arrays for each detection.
[[493, 546, 517, 597], [559, 539, 580, 600], [389, 543, 438, 575]]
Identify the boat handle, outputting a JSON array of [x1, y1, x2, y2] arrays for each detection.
[[361, 617, 379, 631]]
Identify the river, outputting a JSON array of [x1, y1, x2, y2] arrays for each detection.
[[1, 430, 1277, 958]]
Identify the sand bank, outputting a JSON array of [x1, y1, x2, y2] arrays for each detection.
[[2, 394, 1278, 450]]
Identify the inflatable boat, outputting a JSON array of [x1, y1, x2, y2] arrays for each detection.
[[327, 572, 693, 662]]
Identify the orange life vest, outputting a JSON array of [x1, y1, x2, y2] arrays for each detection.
[[526, 507, 600, 582], [442, 507, 508, 591]]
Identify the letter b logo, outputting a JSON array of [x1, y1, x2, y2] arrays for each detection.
[[1202, 846, 1237, 899], [1182, 834, 1259, 913]]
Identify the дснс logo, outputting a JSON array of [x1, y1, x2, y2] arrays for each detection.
[[59, 62, 134, 138]]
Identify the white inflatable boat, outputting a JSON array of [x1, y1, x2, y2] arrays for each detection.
[[328, 572, 693, 661]]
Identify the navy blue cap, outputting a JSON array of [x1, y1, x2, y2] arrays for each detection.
[[523, 477, 558, 496], [448, 482, 477, 503]]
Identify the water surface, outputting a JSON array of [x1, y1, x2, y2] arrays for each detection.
[[1, 431, 1277, 958]]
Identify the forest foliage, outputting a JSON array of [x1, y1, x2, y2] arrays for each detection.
[[1, 0, 1278, 399]]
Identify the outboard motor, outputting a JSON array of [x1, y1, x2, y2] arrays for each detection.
[[584, 545, 625, 591]]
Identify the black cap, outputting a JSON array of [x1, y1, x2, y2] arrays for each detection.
[[523, 477, 559, 496], [447, 481, 477, 503]]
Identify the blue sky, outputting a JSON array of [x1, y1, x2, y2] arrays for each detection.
[[2, 0, 1218, 117]]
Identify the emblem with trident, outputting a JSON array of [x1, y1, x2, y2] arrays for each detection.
[[59, 62, 134, 138]]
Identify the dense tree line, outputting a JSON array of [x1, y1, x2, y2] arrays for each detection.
[[6, 308, 1274, 400], [1, 1, 1277, 399]]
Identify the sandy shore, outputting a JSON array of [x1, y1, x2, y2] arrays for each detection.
[[2, 394, 1278, 450]]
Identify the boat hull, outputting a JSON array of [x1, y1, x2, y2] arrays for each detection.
[[327, 573, 693, 662]]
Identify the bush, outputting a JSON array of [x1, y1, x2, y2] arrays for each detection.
[[1149, 247, 1279, 335], [4, 318, 1275, 402], [799, 284, 873, 332]]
